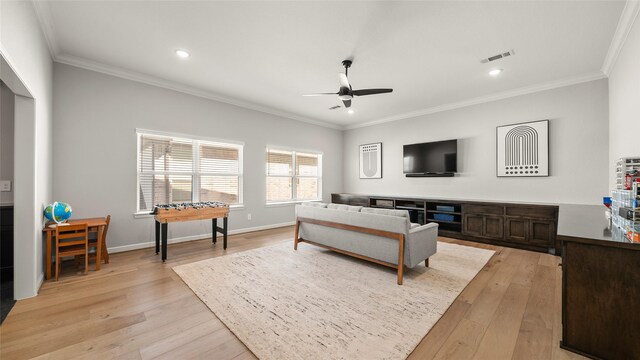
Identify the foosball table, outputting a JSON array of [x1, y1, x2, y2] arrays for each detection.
[[151, 202, 229, 262]]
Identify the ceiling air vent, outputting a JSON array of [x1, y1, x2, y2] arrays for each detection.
[[480, 49, 515, 64], [328, 105, 341, 110]]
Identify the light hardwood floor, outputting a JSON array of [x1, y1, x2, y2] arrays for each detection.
[[0, 226, 585, 360]]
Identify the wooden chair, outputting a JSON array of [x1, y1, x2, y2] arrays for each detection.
[[55, 223, 89, 281], [76, 215, 111, 267]]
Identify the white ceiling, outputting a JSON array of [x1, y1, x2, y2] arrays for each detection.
[[36, 1, 626, 128]]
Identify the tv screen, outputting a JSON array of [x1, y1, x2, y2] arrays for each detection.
[[403, 140, 457, 174]]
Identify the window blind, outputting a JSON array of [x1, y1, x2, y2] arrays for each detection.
[[198, 142, 241, 204], [138, 135, 194, 210], [137, 132, 243, 212]]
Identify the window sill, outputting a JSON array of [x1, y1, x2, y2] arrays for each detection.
[[265, 200, 322, 208], [133, 204, 245, 219]]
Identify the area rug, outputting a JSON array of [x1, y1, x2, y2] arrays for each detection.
[[173, 241, 494, 360]]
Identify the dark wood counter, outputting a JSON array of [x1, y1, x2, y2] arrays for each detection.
[[558, 206, 640, 359]]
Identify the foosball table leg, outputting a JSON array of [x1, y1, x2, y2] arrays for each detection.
[[155, 220, 160, 255], [161, 222, 168, 262], [223, 217, 228, 250], [212, 218, 217, 244]]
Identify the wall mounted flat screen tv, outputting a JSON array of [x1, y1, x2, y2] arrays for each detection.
[[403, 139, 457, 174]]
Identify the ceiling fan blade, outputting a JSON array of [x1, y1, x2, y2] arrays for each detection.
[[339, 73, 351, 89], [352, 89, 393, 96], [303, 93, 337, 96], [342, 99, 351, 108]]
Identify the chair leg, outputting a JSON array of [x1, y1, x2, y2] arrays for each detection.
[[102, 241, 109, 264], [84, 249, 89, 274], [55, 254, 60, 281], [425, 258, 429, 267]]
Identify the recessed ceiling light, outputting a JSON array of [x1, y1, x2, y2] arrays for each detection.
[[489, 69, 503, 77], [175, 49, 190, 58], [347, 109, 355, 114]]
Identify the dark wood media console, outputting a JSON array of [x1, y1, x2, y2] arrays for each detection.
[[332, 193, 559, 253]]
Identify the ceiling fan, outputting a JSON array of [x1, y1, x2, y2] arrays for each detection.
[[304, 60, 393, 109]]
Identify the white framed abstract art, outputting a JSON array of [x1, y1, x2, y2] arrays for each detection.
[[359, 143, 382, 179], [497, 119, 549, 177]]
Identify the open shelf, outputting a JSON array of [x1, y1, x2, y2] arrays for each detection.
[[426, 219, 461, 225], [370, 198, 395, 209], [426, 209, 461, 215], [396, 205, 425, 211]]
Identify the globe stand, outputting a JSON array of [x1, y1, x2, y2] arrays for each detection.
[[47, 222, 71, 228]]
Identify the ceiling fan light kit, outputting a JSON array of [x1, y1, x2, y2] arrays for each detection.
[[304, 59, 393, 109]]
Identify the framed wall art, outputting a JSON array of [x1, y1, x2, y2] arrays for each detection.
[[359, 143, 382, 179], [497, 120, 549, 177]]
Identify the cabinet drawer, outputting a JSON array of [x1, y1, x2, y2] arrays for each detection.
[[484, 216, 504, 240], [505, 206, 556, 219], [505, 217, 529, 243], [529, 220, 555, 247], [464, 204, 504, 216], [463, 214, 484, 237]]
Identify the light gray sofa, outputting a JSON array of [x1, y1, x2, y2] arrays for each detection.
[[294, 203, 438, 284]]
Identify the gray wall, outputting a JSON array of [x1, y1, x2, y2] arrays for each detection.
[[1, 82, 14, 205], [53, 63, 343, 251], [343, 79, 609, 205], [609, 14, 640, 188]]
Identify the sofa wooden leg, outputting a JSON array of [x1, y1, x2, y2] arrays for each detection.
[[397, 234, 405, 285], [425, 258, 429, 267], [294, 220, 300, 250]]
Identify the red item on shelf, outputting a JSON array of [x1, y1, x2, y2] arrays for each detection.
[[625, 174, 632, 190]]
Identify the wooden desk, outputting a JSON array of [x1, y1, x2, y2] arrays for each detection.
[[43, 218, 107, 280]]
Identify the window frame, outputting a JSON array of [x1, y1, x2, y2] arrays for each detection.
[[265, 146, 323, 205], [135, 129, 244, 214]]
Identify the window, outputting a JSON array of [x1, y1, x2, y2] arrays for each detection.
[[137, 130, 243, 212], [266, 148, 322, 203]]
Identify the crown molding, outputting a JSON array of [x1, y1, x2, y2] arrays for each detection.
[[54, 54, 342, 130], [32, 0, 60, 58], [602, 0, 640, 76], [344, 72, 607, 130]]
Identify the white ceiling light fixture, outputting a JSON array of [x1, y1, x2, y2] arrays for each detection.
[[489, 69, 503, 77], [347, 109, 355, 114], [175, 49, 190, 58]]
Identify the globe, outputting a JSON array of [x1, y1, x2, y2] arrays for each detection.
[[44, 202, 73, 224]]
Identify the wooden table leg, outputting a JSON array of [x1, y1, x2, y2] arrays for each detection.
[[212, 218, 217, 244], [96, 225, 103, 271], [155, 220, 160, 254], [161, 222, 168, 262], [223, 217, 228, 250], [46, 231, 52, 280]]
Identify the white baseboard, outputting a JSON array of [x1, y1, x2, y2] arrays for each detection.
[[107, 221, 295, 254]]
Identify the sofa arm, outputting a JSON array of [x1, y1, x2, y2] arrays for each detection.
[[405, 222, 438, 268], [410, 222, 438, 235]]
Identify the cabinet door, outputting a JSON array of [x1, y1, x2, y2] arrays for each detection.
[[484, 216, 504, 240], [505, 218, 529, 243], [529, 220, 555, 247], [463, 214, 484, 237]]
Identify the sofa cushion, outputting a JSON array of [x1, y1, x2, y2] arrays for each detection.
[[301, 202, 328, 208], [327, 203, 363, 212], [361, 207, 411, 220]]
